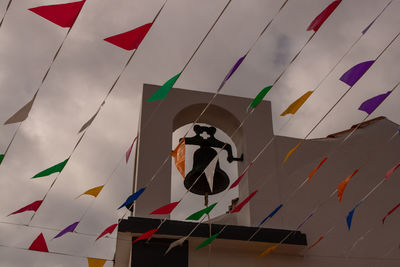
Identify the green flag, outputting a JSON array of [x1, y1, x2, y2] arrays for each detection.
[[196, 233, 220, 249], [0, 154, 4, 165], [147, 73, 181, 102], [247, 85, 272, 111], [32, 158, 69, 179], [186, 203, 217, 221]]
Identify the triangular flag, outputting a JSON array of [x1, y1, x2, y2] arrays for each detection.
[[29, 0, 85, 28], [362, 19, 376, 35], [282, 141, 302, 164], [229, 162, 253, 189], [126, 136, 138, 163], [337, 169, 359, 202], [308, 157, 328, 182], [133, 228, 158, 244], [4, 94, 36, 124], [196, 233, 220, 249], [218, 55, 246, 91], [29, 233, 48, 252], [104, 23, 152, 51], [382, 203, 400, 224], [87, 258, 107, 267], [340, 61, 374, 86], [186, 203, 217, 221], [147, 73, 181, 102], [259, 244, 279, 257], [280, 91, 313, 116], [8, 200, 43, 216], [0, 154, 4, 165], [385, 162, 400, 179], [308, 236, 324, 250], [346, 202, 361, 230], [165, 237, 186, 255], [150, 201, 180, 215], [204, 157, 218, 192], [231, 190, 258, 213], [171, 139, 185, 178], [32, 158, 69, 178], [307, 0, 341, 32], [78, 109, 100, 133], [77, 185, 104, 198], [358, 91, 391, 115], [247, 85, 272, 111], [258, 204, 283, 227], [54, 221, 79, 239], [96, 224, 118, 241], [297, 211, 314, 230], [118, 187, 146, 209]]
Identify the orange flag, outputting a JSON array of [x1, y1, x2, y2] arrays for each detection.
[[171, 139, 185, 178], [308, 157, 328, 182], [282, 141, 302, 164], [76, 185, 104, 198], [259, 244, 279, 257], [87, 258, 107, 267], [337, 169, 358, 202]]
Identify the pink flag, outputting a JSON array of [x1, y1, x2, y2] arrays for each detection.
[[104, 23, 153, 50], [150, 201, 180, 215], [126, 136, 138, 163], [8, 200, 42, 216], [132, 229, 158, 244], [231, 190, 258, 213], [96, 224, 118, 241], [29, 0, 85, 28], [29, 233, 49, 252], [385, 162, 400, 179]]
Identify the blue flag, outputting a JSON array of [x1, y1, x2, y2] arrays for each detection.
[[118, 187, 146, 209], [258, 204, 283, 227]]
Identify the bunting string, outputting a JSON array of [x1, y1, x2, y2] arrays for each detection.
[[0, 0, 12, 28]]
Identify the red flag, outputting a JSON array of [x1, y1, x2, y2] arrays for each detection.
[[29, 233, 49, 252], [231, 190, 258, 213], [96, 224, 118, 241], [8, 200, 42, 216], [29, 0, 85, 28], [150, 201, 180, 215], [230, 163, 253, 189], [308, 236, 324, 250], [132, 229, 158, 244], [382, 203, 400, 224], [385, 162, 400, 179], [104, 23, 152, 51], [307, 0, 341, 32]]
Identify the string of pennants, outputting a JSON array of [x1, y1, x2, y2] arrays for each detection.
[[0, 0, 400, 265]]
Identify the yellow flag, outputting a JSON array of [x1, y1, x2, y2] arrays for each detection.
[[87, 258, 106, 267], [282, 141, 302, 164], [280, 91, 313, 116], [171, 139, 185, 178], [259, 244, 279, 258], [77, 185, 104, 198]]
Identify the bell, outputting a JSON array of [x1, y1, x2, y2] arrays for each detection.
[[184, 146, 230, 195], [182, 125, 243, 196]]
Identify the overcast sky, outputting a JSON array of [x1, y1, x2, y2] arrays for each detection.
[[0, 0, 399, 265]]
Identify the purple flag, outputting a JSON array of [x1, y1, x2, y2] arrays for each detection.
[[54, 221, 79, 239], [296, 212, 314, 230], [340, 61, 374, 86], [362, 19, 375, 35], [218, 55, 246, 91], [358, 91, 391, 114]]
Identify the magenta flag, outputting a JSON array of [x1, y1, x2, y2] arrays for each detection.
[[382, 203, 400, 224], [358, 91, 391, 114], [54, 221, 79, 239], [229, 163, 253, 189], [126, 136, 138, 163], [340, 61, 374, 86], [150, 201, 180, 215]]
